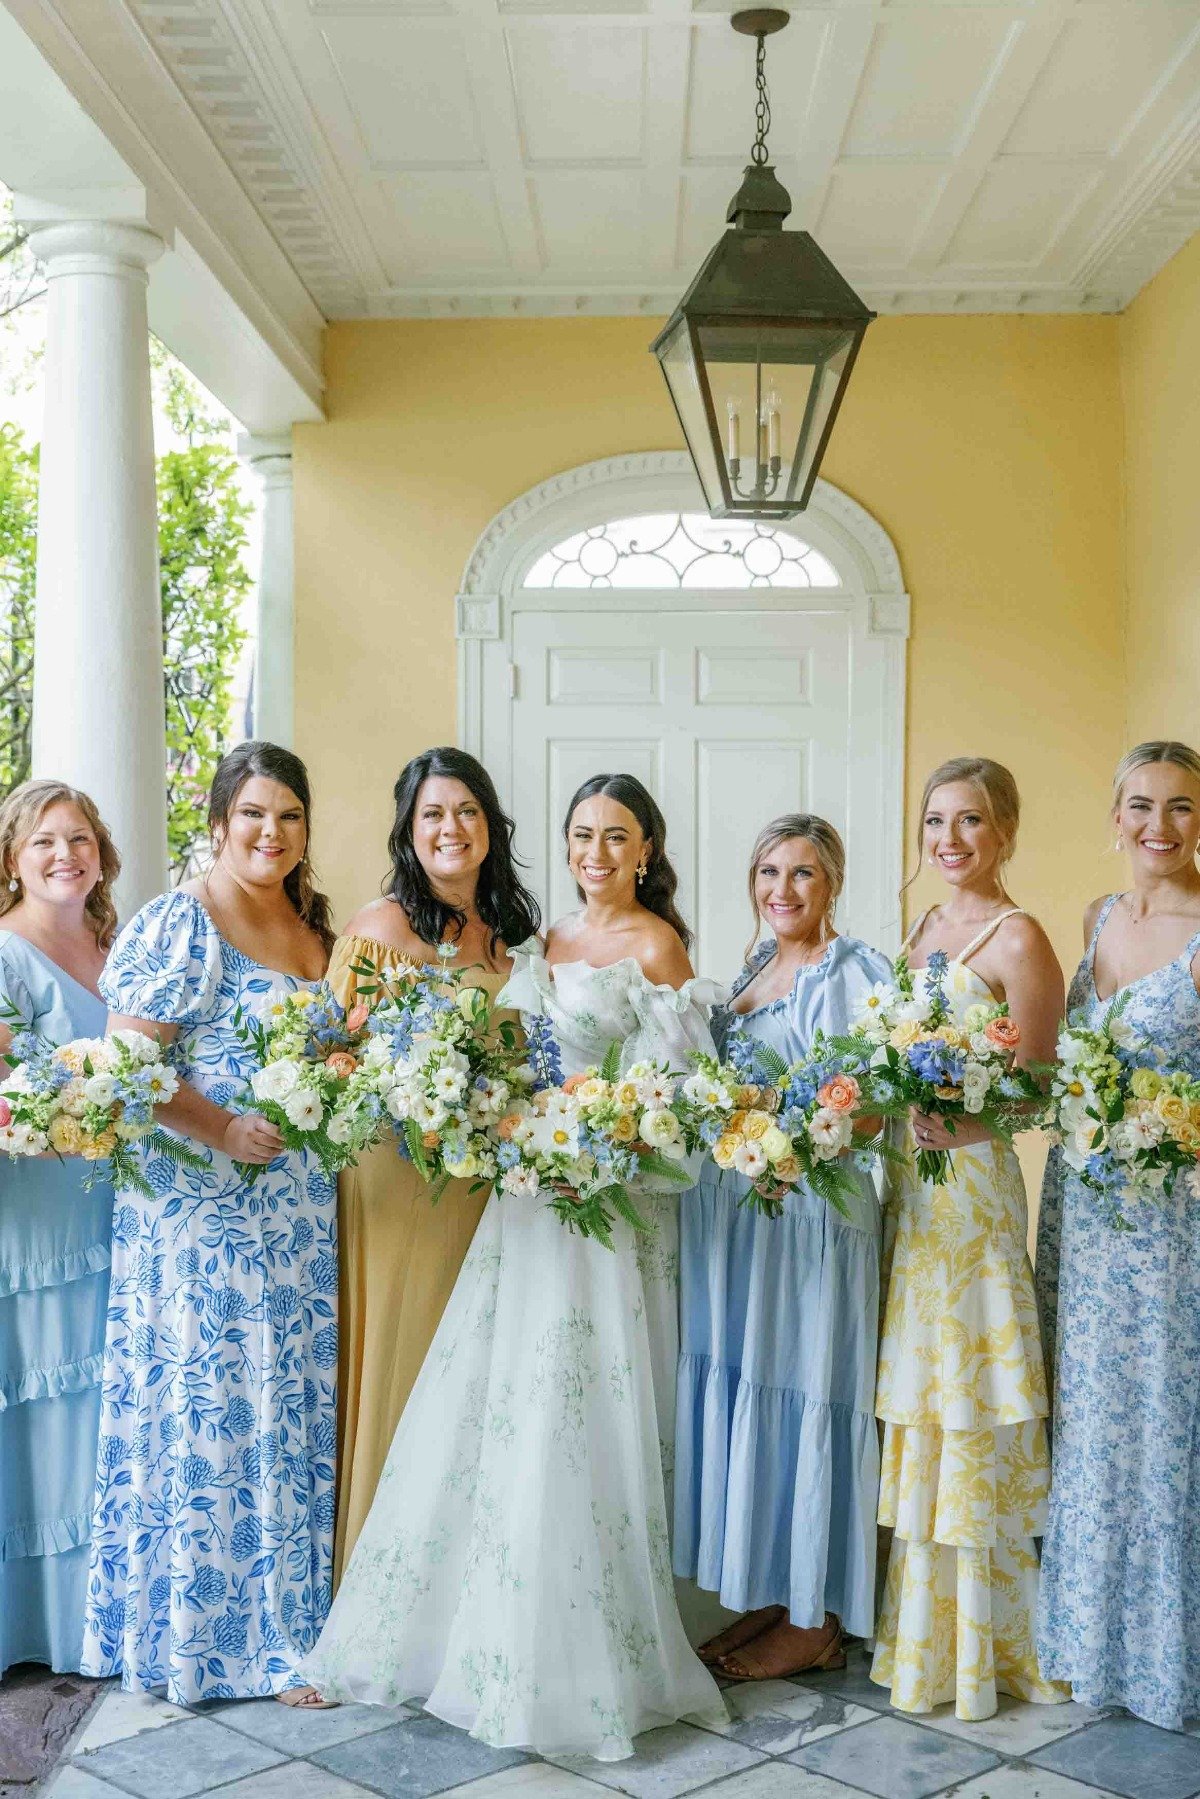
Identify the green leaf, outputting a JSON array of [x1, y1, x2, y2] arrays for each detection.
[[403, 1118, 430, 1178], [599, 1041, 622, 1084]]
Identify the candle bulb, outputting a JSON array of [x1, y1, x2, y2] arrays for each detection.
[[766, 391, 781, 461], [726, 399, 741, 464]]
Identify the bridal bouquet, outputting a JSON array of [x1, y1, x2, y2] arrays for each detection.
[[711, 1028, 883, 1219], [842, 950, 1042, 1185], [0, 1011, 199, 1197], [1047, 1003, 1200, 1227], [357, 946, 530, 1200], [238, 985, 382, 1176], [494, 1044, 713, 1247]]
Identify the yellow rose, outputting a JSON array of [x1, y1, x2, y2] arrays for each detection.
[[713, 1132, 741, 1169], [1173, 1120, 1200, 1153], [49, 1114, 85, 1155], [773, 1153, 801, 1184], [760, 1124, 790, 1162], [1189, 1100, 1200, 1131], [1154, 1090, 1190, 1130], [743, 1110, 771, 1142], [934, 1024, 966, 1049], [611, 1113, 638, 1144], [889, 1019, 922, 1050], [728, 1109, 747, 1134], [291, 989, 316, 1009], [613, 1081, 640, 1110], [1130, 1068, 1165, 1101], [54, 1044, 87, 1077], [81, 1126, 117, 1161], [575, 1078, 609, 1107], [735, 1084, 762, 1109]]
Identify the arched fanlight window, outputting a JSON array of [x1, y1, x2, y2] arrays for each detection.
[[523, 512, 840, 591]]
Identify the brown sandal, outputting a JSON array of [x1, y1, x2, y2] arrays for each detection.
[[717, 1613, 846, 1682], [697, 1605, 786, 1667]]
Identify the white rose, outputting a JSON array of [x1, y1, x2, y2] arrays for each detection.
[[282, 1089, 323, 1131], [640, 1108, 682, 1149], [961, 1063, 990, 1115], [251, 1059, 301, 1104], [60, 1077, 89, 1118], [1109, 1015, 1139, 1051], [83, 1072, 118, 1108], [327, 1112, 355, 1145], [110, 1028, 159, 1066], [895, 996, 932, 1027]]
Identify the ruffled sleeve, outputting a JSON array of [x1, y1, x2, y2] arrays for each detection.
[[809, 936, 894, 1044], [626, 970, 726, 1073], [0, 935, 36, 1033], [495, 937, 549, 1017], [99, 891, 223, 1026], [327, 933, 419, 1013]]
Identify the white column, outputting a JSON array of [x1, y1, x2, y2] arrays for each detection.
[[238, 432, 294, 749], [21, 214, 168, 915]]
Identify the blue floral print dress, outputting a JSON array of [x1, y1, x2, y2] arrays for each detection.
[[1036, 896, 1200, 1729], [80, 892, 337, 1705]]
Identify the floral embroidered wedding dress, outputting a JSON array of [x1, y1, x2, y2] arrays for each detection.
[[302, 946, 727, 1760]]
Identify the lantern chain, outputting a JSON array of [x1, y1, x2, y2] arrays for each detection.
[[751, 31, 771, 166]]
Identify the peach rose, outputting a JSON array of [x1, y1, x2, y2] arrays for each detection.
[[759, 1086, 781, 1115], [497, 1113, 523, 1141], [345, 1002, 370, 1036], [612, 1113, 638, 1144], [324, 1051, 358, 1080], [82, 1126, 117, 1161], [773, 1153, 801, 1184], [49, 1114, 85, 1155], [985, 1015, 1021, 1051], [735, 1084, 762, 1109], [422, 1129, 440, 1150], [561, 1073, 590, 1095], [818, 1073, 861, 1116]]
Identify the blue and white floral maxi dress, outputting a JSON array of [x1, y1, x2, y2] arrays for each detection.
[[1036, 897, 1200, 1730], [81, 893, 338, 1705]]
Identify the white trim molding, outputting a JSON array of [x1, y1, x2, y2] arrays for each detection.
[[457, 452, 911, 953]]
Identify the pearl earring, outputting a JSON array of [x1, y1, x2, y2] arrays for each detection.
[[6, 878, 16, 893], [637, 864, 647, 886], [1114, 836, 1124, 854]]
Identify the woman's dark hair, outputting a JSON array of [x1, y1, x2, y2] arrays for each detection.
[[386, 747, 540, 955], [563, 773, 691, 950], [208, 741, 335, 951]]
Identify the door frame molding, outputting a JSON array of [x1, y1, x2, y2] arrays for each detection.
[[456, 451, 911, 950]]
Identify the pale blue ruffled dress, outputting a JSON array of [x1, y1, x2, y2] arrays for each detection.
[[0, 930, 113, 1673], [1036, 897, 1200, 1729], [673, 934, 890, 1640]]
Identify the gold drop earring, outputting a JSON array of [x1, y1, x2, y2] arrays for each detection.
[[637, 862, 647, 886]]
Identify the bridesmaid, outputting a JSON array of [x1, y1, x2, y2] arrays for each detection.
[[871, 756, 1067, 1721], [1037, 740, 1200, 1729], [82, 742, 338, 1707], [329, 746, 539, 1578], [0, 780, 119, 1674], [674, 814, 891, 1678]]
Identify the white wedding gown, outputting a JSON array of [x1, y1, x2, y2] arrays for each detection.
[[302, 946, 728, 1760]]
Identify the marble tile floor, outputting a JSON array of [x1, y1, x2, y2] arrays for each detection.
[[42, 1646, 1200, 1799]]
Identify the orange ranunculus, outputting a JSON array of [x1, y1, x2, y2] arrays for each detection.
[[985, 1015, 1021, 1050], [345, 1002, 370, 1036], [818, 1073, 861, 1115], [325, 1051, 358, 1080], [561, 1072, 590, 1094], [497, 1114, 523, 1140], [422, 1130, 440, 1150]]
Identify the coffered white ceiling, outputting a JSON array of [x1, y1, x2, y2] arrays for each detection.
[[123, 0, 1200, 316]]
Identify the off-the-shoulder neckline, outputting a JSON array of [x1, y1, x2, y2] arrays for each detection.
[[163, 890, 322, 986]]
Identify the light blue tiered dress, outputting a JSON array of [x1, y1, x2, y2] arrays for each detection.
[[81, 892, 337, 1706], [1036, 896, 1200, 1729], [0, 932, 113, 1673], [673, 934, 891, 1640]]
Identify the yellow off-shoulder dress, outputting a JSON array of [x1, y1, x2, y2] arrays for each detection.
[[328, 933, 517, 1583]]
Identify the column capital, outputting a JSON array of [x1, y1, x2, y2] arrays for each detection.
[[20, 217, 167, 283], [238, 431, 293, 483]]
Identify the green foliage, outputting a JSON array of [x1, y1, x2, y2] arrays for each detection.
[[0, 424, 36, 791], [0, 351, 251, 874]]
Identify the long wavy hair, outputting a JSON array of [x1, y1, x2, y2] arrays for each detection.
[[386, 747, 540, 956], [207, 741, 335, 951], [0, 780, 121, 949], [563, 773, 691, 949]]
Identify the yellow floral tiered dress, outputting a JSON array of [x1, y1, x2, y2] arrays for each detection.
[[871, 924, 1068, 1721]]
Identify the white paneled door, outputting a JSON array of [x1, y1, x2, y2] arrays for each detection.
[[510, 603, 852, 981]]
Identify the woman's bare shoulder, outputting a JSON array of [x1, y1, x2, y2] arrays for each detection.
[[633, 914, 695, 987], [339, 896, 423, 956]]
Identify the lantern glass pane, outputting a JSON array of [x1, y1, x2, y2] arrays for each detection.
[[658, 319, 724, 511], [697, 321, 857, 513]]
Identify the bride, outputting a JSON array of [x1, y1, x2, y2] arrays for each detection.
[[302, 773, 727, 1759]]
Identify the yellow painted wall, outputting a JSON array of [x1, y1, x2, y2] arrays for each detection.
[[295, 312, 1125, 987], [1119, 229, 1200, 743]]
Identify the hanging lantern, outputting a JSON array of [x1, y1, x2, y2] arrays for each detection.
[[651, 9, 874, 518]]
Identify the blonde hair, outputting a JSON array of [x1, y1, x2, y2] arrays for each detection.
[[902, 756, 1020, 898], [1111, 740, 1200, 811], [0, 780, 121, 949], [745, 813, 845, 961]]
